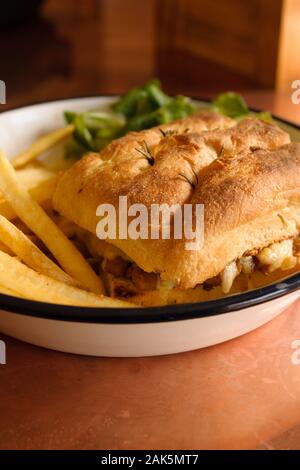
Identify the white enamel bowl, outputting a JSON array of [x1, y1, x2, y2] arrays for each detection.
[[0, 97, 299, 357]]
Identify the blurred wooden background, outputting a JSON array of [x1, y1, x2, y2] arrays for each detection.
[[0, 0, 299, 108]]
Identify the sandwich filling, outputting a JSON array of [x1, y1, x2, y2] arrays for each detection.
[[73, 229, 300, 306]]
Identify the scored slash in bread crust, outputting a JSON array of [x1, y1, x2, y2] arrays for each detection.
[[53, 111, 299, 288]]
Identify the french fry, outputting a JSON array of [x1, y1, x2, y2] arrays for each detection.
[[12, 124, 74, 169], [0, 151, 104, 294], [0, 240, 14, 255], [0, 166, 57, 217], [0, 251, 134, 307], [15, 165, 56, 187], [0, 283, 24, 298], [0, 175, 59, 220], [45, 209, 77, 238], [0, 214, 78, 286]]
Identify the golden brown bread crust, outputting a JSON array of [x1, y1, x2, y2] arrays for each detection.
[[164, 143, 300, 287], [53, 112, 299, 288], [53, 111, 235, 231]]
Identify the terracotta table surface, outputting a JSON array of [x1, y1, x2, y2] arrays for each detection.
[[1, 84, 300, 449], [0, 300, 299, 450]]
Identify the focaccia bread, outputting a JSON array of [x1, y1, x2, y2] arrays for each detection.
[[53, 111, 298, 290]]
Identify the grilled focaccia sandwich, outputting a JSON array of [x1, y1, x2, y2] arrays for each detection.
[[53, 111, 300, 306]]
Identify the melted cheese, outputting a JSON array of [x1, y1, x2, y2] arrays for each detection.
[[221, 261, 239, 294], [257, 239, 296, 272]]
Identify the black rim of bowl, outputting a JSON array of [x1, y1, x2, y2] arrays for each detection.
[[0, 95, 299, 324]]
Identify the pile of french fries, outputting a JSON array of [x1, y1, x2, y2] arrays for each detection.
[[0, 126, 135, 308]]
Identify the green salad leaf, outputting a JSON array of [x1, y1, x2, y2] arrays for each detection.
[[212, 92, 249, 118], [64, 80, 196, 157], [212, 92, 273, 122], [63, 110, 125, 153], [121, 95, 196, 134], [253, 110, 273, 123]]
